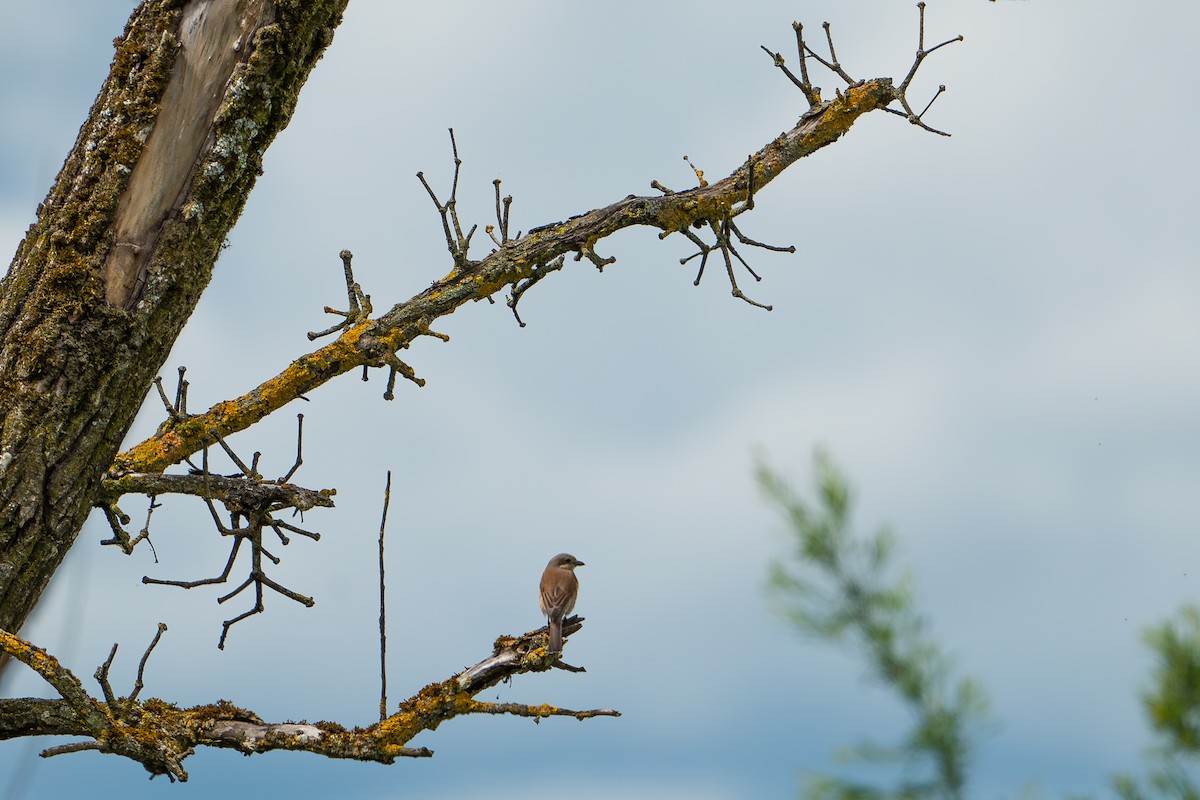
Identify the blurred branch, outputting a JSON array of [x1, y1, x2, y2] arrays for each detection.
[[1113, 605, 1200, 799], [758, 448, 989, 800], [1141, 606, 1200, 754], [0, 616, 615, 781]]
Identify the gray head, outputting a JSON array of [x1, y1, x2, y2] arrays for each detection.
[[547, 553, 585, 570]]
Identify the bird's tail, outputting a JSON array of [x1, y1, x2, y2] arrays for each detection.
[[548, 614, 563, 653]]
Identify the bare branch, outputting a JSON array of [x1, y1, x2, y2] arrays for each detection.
[[270, 519, 320, 542], [798, 21, 858, 87], [307, 250, 373, 340], [887, 3, 963, 136], [675, 197, 792, 305], [463, 700, 620, 721], [0, 618, 615, 779], [143, 537, 241, 589], [115, 49, 914, 473], [154, 377, 182, 423], [507, 256, 566, 328], [131, 441, 329, 649], [378, 470, 391, 723], [174, 366, 189, 416], [417, 129, 478, 270], [130, 623, 168, 702], [763, 5, 960, 137], [0, 628, 109, 735], [95, 644, 120, 707], [41, 741, 103, 759], [575, 244, 616, 272], [277, 414, 305, 483], [100, 472, 334, 513], [759, 40, 819, 108], [486, 178, 515, 247], [100, 507, 130, 547], [713, 217, 773, 311]]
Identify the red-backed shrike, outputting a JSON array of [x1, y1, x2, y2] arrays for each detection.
[[539, 553, 584, 653]]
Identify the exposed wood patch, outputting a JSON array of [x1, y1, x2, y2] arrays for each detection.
[[103, 0, 273, 309]]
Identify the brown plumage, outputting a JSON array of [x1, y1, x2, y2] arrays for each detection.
[[539, 553, 584, 653]]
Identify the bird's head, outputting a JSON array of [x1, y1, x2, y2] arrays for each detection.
[[548, 553, 584, 571]]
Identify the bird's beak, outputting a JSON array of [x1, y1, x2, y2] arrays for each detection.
[[574, 559, 585, 567]]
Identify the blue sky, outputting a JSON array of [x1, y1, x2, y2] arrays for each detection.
[[2, 1, 1199, 797]]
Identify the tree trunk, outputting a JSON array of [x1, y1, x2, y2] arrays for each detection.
[[0, 0, 348, 646]]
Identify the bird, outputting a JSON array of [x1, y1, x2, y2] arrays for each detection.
[[539, 553, 584, 653]]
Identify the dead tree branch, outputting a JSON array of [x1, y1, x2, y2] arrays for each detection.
[[0, 616, 614, 781], [762, 4, 961, 136], [111, 8, 961, 476], [377, 470, 391, 723], [99, 472, 334, 518], [137, 443, 325, 650], [114, 2, 962, 474], [307, 249, 372, 341], [101, 401, 333, 647], [115, 72, 903, 474]]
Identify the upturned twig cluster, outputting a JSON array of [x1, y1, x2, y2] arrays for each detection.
[[762, 2, 962, 136], [306, 250, 445, 399], [141, 430, 324, 650], [415, 130, 572, 329], [98, 366, 334, 648], [652, 153, 796, 311]]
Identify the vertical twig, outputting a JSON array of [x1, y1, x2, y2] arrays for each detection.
[[130, 623, 168, 701], [378, 470, 392, 722]]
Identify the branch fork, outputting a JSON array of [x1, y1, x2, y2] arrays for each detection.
[[762, 3, 962, 136], [129, 418, 329, 649]]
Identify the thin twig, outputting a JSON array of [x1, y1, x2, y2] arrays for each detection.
[[799, 21, 857, 86], [378, 470, 391, 722], [507, 255, 566, 327], [574, 245, 616, 272], [95, 644, 120, 707], [466, 700, 621, 721], [713, 217, 772, 311], [154, 377, 181, 422], [308, 250, 373, 340], [487, 178, 514, 247], [278, 414, 304, 484], [890, 3, 963, 136], [416, 129, 477, 269], [175, 366, 188, 415], [130, 623, 167, 701], [41, 741, 102, 758], [139, 442, 323, 649]]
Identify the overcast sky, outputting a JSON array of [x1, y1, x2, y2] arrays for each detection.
[[2, 1, 1199, 798]]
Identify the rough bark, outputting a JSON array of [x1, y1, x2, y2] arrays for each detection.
[[0, 0, 349, 641]]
